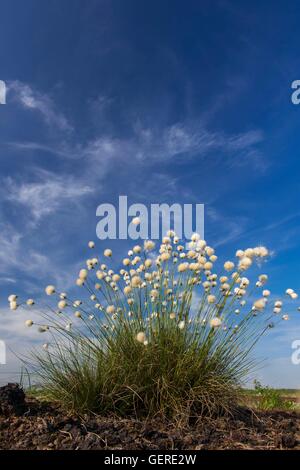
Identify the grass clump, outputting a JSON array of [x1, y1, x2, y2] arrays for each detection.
[[253, 381, 295, 411], [10, 233, 296, 419]]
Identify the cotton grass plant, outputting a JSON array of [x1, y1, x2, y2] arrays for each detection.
[[8, 232, 299, 420]]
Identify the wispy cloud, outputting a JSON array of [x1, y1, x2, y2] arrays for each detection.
[[0, 83, 267, 299], [206, 206, 249, 247], [8, 123, 265, 176], [5, 169, 94, 220], [0, 223, 47, 279], [7, 141, 74, 158], [96, 122, 264, 164], [0, 222, 80, 290], [7, 82, 265, 170], [0, 225, 22, 267], [8, 81, 73, 132], [0, 306, 50, 385]]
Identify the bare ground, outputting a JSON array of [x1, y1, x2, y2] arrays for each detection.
[[0, 384, 300, 450]]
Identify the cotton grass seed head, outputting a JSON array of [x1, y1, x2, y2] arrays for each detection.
[[131, 275, 142, 287], [161, 252, 170, 262], [132, 217, 141, 226], [8, 294, 17, 302], [259, 274, 268, 284], [191, 233, 200, 242], [45, 285, 55, 295], [207, 295, 216, 304], [236, 250, 244, 258], [239, 256, 253, 270], [79, 269, 88, 280], [253, 298, 266, 311], [210, 317, 222, 328], [256, 246, 269, 258], [144, 240, 155, 251], [38, 326, 48, 333], [178, 262, 188, 273], [136, 331, 146, 343], [204, 261, 213, 270], [106, 305, 115, 314], [58, 300, 67, 310], [224, 261, 235, 272], [205, 246, 214, 257], [124, 286, 132, 295], [197, 239, 207, 249]]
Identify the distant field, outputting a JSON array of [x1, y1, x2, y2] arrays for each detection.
[[275, 389, 300, 399], [13, 382, 300, 409], [243, 389, 300, 410]]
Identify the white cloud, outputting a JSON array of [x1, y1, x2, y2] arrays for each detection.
[[7, 82, 264, 169], [0, 225, 22, 267], [225, 129, 263, 151], [206, 206, 249, 247], [8, 141, 74, 158], [5, 170, 94, 220], [0, 306, 48, 385], [0, 223, 80, 290], [8, 81, 73, 132], [120, 122, 264, 163], [10, 123, 264, 167]]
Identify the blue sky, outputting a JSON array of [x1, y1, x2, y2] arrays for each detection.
[[0, 0, 300, 386]]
